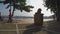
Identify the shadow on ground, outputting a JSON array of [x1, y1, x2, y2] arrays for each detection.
[[45, 21, 60, 34], [23, 24, 42, 34]]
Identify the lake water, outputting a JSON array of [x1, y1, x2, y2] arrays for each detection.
[[2, 17, 53, 21]]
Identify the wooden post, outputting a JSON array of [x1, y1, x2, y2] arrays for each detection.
[[34, 8, 43, 26]]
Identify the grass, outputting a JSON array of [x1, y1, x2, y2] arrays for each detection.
[[43, 20, 55, 27], [19, 30, 25, 34], [18, 24, 31, 29], [0, 24, 16, 30], [0, 31, 17, 34], [0, 20, 54, 34], [35, 30, 47, 34], [19, 30, 47, 34], [44, 20, 54, 23]]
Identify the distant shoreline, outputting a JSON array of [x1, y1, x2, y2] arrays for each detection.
[[1, 16, 54, 22], [2, 17, 53, 21], [0, 17, 54, 24]]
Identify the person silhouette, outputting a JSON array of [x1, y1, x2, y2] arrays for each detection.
[[37, 8, 42, 14], [34, 8, 43, 26]]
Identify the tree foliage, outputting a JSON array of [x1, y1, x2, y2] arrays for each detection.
[[44, 0, 60, 21], [2, 0, 34, 12], [44, 0, 57, 13], [0, 0, 34, 22], [0, 0, 34, 17]]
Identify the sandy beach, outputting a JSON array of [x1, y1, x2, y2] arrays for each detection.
[[13, 19, 34, 24], [0, 19, 34, 24], [15, 18, 53, 24], [0, 18, 53, 24]]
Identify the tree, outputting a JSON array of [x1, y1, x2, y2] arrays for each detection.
[[43, 0, 60, 21], [0, 0, 34, 22], [0, 12, 3, 21]]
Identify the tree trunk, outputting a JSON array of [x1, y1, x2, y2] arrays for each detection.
[[0, 12, 3, 21], [56, 10, 60, 21], [8, 1, 12, 22], [56, 0, 60, 21], [8, 10, 14, 22], [8, 2, 15, 22], [8, 10, 12, 22]]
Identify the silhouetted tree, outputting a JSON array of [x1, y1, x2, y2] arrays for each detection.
[[44, 0, 60, 21], [0, 12, 3, 21], [0, 0, 34, 22]]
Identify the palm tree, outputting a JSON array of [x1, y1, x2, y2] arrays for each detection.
[[43, 0, 60, 21], [0, 0, 34, 22]]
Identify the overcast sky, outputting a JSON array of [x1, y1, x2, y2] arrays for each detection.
[[0, 0, 54, 17]]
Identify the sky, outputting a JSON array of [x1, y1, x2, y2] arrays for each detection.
[[0, 0, 54, 17]]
